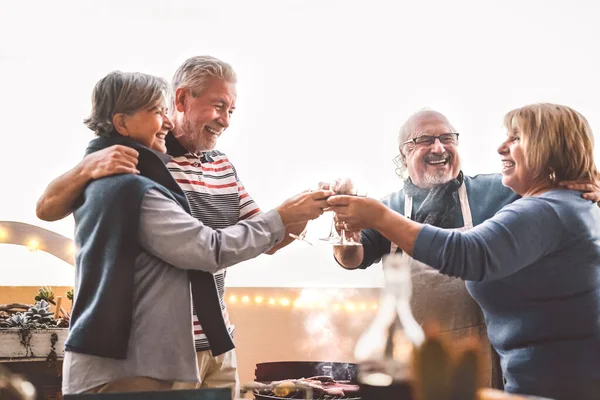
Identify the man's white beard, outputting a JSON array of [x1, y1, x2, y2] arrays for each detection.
[[181, 118, 213, 153], [422, 170, 454, 188]]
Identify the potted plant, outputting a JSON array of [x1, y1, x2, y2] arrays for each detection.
[[0, 287, 70, 360]]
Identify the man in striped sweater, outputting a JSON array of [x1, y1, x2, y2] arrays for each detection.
[[36, 56, 308, 396]]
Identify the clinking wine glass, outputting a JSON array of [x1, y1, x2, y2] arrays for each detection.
[[321, 178, 365, 247], [289, 220, 314, 246], [288, 179, 366, 246], [289, 183, 332, 245]]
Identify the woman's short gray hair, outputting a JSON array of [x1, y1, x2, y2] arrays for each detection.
[[84, 71, 169, 137], [171, 56, 237, 100]]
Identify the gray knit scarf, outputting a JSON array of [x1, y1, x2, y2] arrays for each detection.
[[403, 171, 464, 228]]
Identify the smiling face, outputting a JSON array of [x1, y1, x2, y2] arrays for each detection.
[[498, 103, 599, 197], [172, 77, 237, 153], [401, 111, 461, 188], [115, 97, 173, 153], [497, 124, 535, 196]]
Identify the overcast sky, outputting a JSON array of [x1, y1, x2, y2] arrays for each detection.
[[1, 0, 599, 287]]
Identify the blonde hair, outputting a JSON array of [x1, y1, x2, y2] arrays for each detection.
[[504, 103, 599, 183]]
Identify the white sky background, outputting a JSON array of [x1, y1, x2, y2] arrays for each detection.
[[1, 0, 599, 287]]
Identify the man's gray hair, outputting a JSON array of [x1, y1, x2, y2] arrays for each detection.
[[171, 56, 237, 100]]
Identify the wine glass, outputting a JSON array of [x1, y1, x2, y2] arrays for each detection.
[[289, 220, 314, 246], [288, 182, 332, 245], [323, 178, 365, 247]]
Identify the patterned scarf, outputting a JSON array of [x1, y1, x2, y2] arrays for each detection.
[[403, 171, 464, 228]]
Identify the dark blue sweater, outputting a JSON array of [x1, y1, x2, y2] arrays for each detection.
[[415, 190, 600, 399], [65, 135, 234, 359]]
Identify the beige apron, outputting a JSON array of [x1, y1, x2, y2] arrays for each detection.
[[391, 183, 501, 388]]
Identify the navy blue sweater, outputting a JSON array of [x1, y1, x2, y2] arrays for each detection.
[[65, 135, 234, 359], [415, 190, 600, 399]]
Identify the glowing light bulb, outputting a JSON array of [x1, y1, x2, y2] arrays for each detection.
[[359, 303, 367, 310], [0, 227, 7, 241], [242, 296, 250, 303], [345, 302, 356, 312], [229, 295, 237, 303], [268, 298, 276, 305], [255, 296, 263, 304], [333, 304, 341, 311], [280, 298, 290, 306], [26, 239, 39, 252]]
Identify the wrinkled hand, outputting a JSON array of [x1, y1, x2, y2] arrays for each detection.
[[328, 195, 387, 231], [276, 189, 334, 226], [558, 178, 600, 202], [82, 145, 139, 180]]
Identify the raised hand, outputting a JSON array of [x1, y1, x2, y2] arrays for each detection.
[[83, 145, 139, 180], [328, 195, 387, 232], [276, 189, 333, 226], [558, 178, 600, 202]]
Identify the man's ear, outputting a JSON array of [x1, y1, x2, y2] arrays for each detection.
[[399, 148, 407, 166], [112, 113, 129, 136], [174, 87, 188, 113]]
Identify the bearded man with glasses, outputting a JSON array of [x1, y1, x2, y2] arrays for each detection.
[[334, 108, 600, 389]]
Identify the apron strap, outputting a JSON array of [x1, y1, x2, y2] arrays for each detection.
[[458, 182, 473, 229], [390, 182, 473, 254]]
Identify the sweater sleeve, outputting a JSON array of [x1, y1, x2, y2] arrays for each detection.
[[138, 189, 285, 273], [413, 196, 564, 281]]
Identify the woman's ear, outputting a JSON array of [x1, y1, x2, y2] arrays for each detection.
[[112, 113, 129, 136]]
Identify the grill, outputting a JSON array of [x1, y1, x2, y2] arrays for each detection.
[[253, 361, 360, 400], [254, 394, 359, 400]]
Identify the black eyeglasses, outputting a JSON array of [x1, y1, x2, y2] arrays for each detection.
[[402, 132, 459, 147]]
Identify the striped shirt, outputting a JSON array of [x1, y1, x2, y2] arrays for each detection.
[[167, 150, 260, 352]]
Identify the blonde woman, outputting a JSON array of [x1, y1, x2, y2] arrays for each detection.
[[329, 103, 600, 400]]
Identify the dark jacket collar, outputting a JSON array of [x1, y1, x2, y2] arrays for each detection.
[[165, 133, 215, 162]]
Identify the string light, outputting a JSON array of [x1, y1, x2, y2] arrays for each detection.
[[224, 295, 377, 311], [0, 222, 380, 314], [26, 239, 39, 252]]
